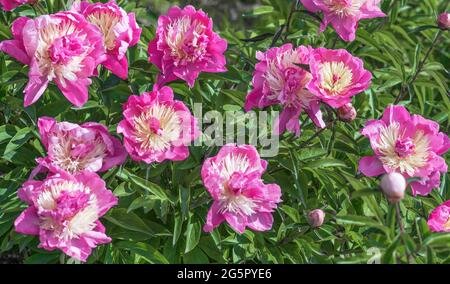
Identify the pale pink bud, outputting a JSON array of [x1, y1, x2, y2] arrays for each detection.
[[308, 209, 325, 228], [438, 12, 450, 30], [337, 103, 357, 122], [380, 173, 407, 203]]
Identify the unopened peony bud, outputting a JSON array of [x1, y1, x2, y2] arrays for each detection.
[[308, 209, 325, 228], [380, 172, 407, 203], [337, 103, 357, 122], [438, 12, 450, 30]]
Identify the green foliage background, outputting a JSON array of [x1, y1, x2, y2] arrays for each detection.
[[0, 0, 449, 264]]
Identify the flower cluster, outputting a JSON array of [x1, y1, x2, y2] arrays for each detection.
[[245, 44, 371, 135], [14, 118, 126, 261], [0, 0, 141, 107], [1, 0, 449, 263]]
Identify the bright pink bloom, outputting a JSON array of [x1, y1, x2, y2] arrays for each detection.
[[427, 200, 450, 233], [359, 105, 450, 196], [438, 12, 450, 30], [300, 0, 386, 42], [0, 0, 34, 11], [14, 171, 118, 261], [307, 47, 371, 108], [72, 1, 142, 80], [201, 144, 281, 234], [0, 12, 105, 107], [36, 117, 126, 175], [117, 86, 200, 163], [148, 5, 227, 88], [245, 44, 325, 136]]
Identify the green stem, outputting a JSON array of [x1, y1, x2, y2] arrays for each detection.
[[394, 30, 443, 104]]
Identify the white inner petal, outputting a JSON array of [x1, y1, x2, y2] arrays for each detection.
[[133, 103, 182, 152], [376, 122, 429, 176], [319, 61, 353, 95]]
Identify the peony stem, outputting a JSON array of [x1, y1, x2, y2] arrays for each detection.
[[394, 30, 443, 104], [395, 202, 414, 263]]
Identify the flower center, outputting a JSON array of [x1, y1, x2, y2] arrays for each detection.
[[376, 123, 429, 176], [395, 137, 415, 158], [87, 11, 121, 50], [319, 61, 353, 95], [36, 181, 99, 239], [166, 16, 208, 66], [49, 130, 107, 174], [226, 171, 249, 195], [326, 0, 363, 17], [133, 104, 181, 152], [49, 35, 85, 65], [219, 171, 256, 216]]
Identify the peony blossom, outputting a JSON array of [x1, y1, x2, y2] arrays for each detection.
[[0, 0, 35, 11], [359, 105, 450, 196], [307, 47, 371, 108], [35, 117, 127, 175], [0, 12, 105, 107], [117, 86, 200, 163], [427, 200, 450, 233], [148, 5, 227, 88], [201, 144, 281, 233], [438, 12, 450, 30], [14, 171, 118, 261], [72, 0, 142, 80], [300, 0, 386, 42], [244, 44, 325, 136]]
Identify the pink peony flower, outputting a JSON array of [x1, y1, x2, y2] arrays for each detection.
[[244, 44, 325, 136], [117, 86, 200, 163], [300, 0, 386, 42], [438, 12, 450, 30], [72, 0, 142, 80], [359, 105, 450, 196], [14, 171, 118, 261], [427, 200, 450, 233], [35, 117, 127, 175], [0, 0, 35, 11], [201, 144, 282, 233], [307, 47, 371, 108], [0, 12, 105, 107], [148, 5, 227, 88]]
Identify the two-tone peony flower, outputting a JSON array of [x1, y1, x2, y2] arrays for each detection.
[[14, 171, 118, 261], [245, 44, 325, 136], [300, 0, 386, 42], [201, 144, 281, 233], [36, 117, 127, 175], [72, 0, 142, 80], [427, 200, 450, 233], [0, 0, 35, 11], [117, 86, 200, 163], [359, 105, 450, 196], [0, 12, 105, 107], [148, 5, 227, 88], [307, 47, 371, 108]]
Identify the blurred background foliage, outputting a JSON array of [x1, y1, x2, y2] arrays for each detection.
[[0, 0, 449, 264]]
